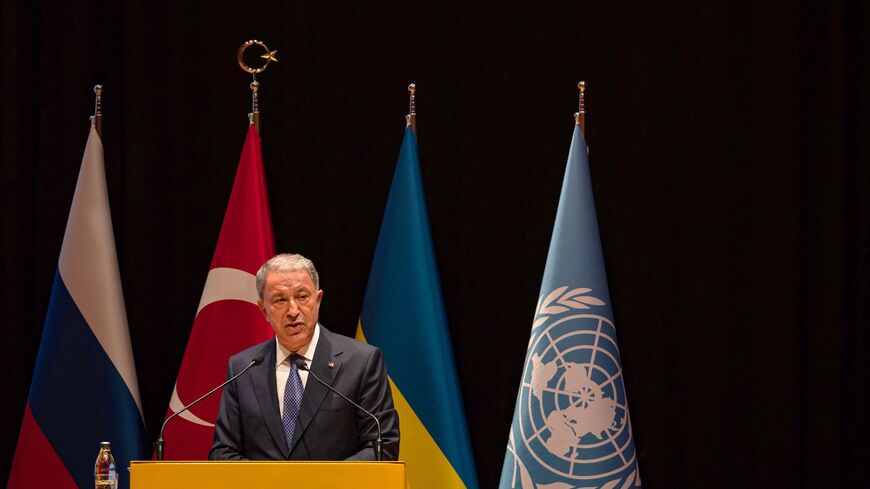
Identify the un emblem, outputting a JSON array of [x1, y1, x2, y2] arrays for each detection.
[[505, 286, 641, 489]]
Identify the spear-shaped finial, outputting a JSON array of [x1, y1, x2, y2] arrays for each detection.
[[250, 79, 260, 129], [91, 84, 103, 137], [574, 81, 586, 135], [406, 83, 417, 132], [574, 81, 586, 136]]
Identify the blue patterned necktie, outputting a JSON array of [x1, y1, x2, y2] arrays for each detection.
[[282, 354, 304, 451]]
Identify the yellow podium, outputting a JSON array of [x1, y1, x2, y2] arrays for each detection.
[[129, 461, 406, 489]]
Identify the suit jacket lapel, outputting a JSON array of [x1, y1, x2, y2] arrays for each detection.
[[251, 339, 289, 459], [290, 327, 343, 454]]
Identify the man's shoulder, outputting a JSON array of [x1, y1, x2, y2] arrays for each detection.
[[228, 338, 274, 366]]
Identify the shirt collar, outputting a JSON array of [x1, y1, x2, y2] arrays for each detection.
[[275, 323, 321, 367]]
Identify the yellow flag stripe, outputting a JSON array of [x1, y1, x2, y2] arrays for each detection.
[[356, 323, 467, 489]]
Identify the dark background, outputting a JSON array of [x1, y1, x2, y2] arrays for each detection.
[[2, 1, 868, 487]]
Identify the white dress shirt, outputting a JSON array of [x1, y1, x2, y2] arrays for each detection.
[[275, 323, 320, 418]]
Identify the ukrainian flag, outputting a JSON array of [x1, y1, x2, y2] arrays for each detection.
[[356, 123, 479, 489]]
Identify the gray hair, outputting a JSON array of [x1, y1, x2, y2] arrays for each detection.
[[256, 253, 320, 298]]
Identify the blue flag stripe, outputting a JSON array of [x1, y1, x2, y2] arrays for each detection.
[[29, 271, 147, 489]]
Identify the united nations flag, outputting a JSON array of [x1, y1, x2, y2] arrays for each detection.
[[499, 124, 642, 489]]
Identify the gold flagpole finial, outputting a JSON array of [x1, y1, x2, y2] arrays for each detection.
[[250, 79, 260, 129], [574, 81, 586, 135], [91, 84, 103, 137], [406, 83, 417, 132], [237, 40, 277, 130]]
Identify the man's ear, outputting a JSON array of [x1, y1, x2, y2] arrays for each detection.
[[257, 299, 266, 316]]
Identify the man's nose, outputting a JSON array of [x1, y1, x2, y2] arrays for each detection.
[[286, 299, 300, 316]]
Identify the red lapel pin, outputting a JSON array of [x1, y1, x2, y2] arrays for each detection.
[[327, 362, 335, 369]]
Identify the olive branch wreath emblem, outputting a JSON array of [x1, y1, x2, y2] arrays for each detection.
[[506, 286, 641, 489], [532, 286, 605, 332]]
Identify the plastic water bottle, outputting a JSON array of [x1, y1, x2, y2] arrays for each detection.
[[94, 441, 118, 489]]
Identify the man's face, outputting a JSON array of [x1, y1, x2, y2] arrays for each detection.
[[258, 269, 323, 352]]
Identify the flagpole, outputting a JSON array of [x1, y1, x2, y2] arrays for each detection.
[[574, 81, 586, 135], [249, 79, 260, 130], [237, 39, 278, 130], [91, 84, 103, 137], [406, 83, 416, 132]]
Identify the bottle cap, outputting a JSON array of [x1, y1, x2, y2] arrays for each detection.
[[100, 441, 111, 448]]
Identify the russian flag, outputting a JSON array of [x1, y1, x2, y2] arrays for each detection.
[[7, 124, 148, 489]]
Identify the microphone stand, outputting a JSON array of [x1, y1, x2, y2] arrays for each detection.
[[155, 356, 262, 460], [295, 359, 384, 461]]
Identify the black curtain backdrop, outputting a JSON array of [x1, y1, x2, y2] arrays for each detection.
[[2, 1, 868, 487]]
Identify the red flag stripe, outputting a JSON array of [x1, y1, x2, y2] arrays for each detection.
[[7, 404, 78, 489]]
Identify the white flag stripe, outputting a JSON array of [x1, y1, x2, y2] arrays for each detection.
[[57, 126, 142, 415]]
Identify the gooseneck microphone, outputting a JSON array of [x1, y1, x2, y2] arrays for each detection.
[[154, 353, 265, 461], [293, 357, 385, 461]]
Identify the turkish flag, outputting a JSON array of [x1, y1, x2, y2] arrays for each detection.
[[161, 124, 275, 459]]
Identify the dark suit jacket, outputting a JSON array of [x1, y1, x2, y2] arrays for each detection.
[[209, 325, 399, 460]]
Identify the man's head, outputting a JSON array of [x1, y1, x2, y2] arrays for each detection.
[[256, 253, 323, 352]]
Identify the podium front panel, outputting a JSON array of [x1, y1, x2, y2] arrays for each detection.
[[130, 461, 405, 489]]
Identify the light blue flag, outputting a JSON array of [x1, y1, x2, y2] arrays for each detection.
[[357, 124, 479, 489], [499, 126, 641, 489]]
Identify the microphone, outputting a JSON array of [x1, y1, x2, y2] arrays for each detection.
[[293, 357, 386, 461], [154, 353, 265, 461]]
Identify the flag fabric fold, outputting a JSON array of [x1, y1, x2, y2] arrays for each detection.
[[8, 125, 148, 489], [161, 123, 276, 459], [356, 125, 479, 489], [499, 126, 642, 489]]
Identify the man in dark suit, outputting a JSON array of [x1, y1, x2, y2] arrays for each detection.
[[209, 253, 399, 460]]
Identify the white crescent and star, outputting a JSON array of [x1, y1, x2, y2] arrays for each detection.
[[169, 267, 259, 427]]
